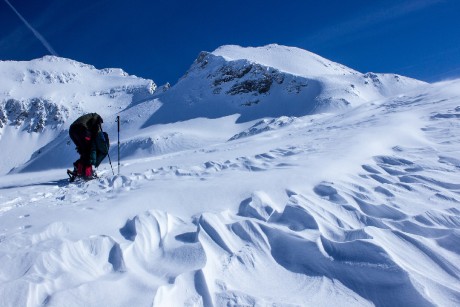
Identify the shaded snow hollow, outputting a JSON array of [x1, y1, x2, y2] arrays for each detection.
[[0, 45, 459, 306]]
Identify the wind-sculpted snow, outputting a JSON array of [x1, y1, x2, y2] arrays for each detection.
[[0, 221, 125, 306], [1, 71, 460, 305], [228, 116, 298, 140]]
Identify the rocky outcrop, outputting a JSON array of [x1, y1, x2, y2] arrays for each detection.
[[0, 98, 69, 132]]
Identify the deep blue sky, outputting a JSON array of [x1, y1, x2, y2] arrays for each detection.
[[1, 0, 459, 85]]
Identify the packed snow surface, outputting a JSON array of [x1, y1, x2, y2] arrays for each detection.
[[0, 46, 459, 306]]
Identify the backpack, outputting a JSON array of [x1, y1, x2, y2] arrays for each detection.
[[96, 131, 110, 154]]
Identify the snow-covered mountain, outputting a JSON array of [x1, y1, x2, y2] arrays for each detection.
[[145, 44, 425, 124], [1, 44, 459, 307], [0, 55, 156, 125]]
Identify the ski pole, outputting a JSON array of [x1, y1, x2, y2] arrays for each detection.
[[117, 115, 120, 175], [99, 124, 115, 175]]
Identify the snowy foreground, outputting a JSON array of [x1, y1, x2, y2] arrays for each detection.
[[0, 77, 459, 306]]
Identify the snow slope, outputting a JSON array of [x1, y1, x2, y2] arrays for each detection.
[[0, 70, 459, 307]]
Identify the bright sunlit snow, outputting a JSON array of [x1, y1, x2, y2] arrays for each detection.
[[0, 45, 459, 306]]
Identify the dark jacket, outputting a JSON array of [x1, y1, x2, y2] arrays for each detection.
[[71, 113, 103, 135], [69, 113, 105, 166]]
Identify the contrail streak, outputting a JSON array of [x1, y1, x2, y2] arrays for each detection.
[[3, 0, 59, 56]]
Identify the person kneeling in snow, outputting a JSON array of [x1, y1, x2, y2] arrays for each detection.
[[68, 113, 109, 181]]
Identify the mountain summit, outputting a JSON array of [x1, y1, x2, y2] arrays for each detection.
[[144, 44, 425, 124]]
